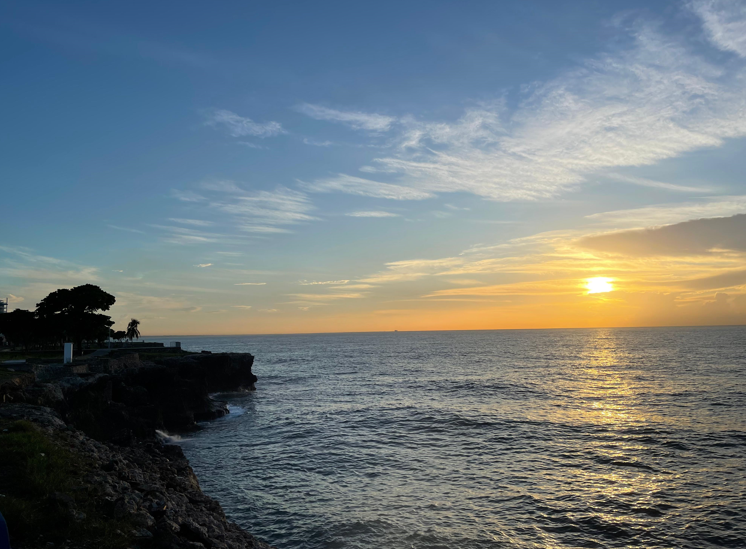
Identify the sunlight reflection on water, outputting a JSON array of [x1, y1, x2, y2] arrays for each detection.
[[148, 327, 746, 548]]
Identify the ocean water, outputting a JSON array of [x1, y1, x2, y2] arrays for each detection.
[[157, 327, 745, 548]]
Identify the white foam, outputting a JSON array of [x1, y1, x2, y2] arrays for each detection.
[[156, 429, 188, 444]]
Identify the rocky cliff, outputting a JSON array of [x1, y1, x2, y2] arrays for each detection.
[[0, 352, 272, 549]]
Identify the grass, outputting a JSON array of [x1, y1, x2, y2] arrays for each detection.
[[0, 350, 64, 362], [0, 420, 134, 549], [137, 350, 195, 360]]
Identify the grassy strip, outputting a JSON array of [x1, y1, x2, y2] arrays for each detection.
[[0, 420, 134, 549], [0, 351, 64, 362], [137, 350, 194, 360]]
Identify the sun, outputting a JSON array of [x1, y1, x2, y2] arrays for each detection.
[[586, 277, 614, 294]]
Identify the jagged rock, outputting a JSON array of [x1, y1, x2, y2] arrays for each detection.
[[113, 493, 139, 518], [0, 353, 273, 549], [0, 402, 67, 430], [132, 510, 156, 528], [133, 527, 154, 539], [47, 491, 77, 517], [180, 519, 211, 546]]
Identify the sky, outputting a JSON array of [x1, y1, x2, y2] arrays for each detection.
[[2, 0, 746, 335]]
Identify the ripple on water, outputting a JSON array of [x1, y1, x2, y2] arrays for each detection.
[[168, 327, 746, 549]]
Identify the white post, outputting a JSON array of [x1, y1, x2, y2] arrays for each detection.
[[64, 343, 73, 364]]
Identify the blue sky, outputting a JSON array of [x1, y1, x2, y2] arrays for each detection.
[[2, 0, 746, 334]]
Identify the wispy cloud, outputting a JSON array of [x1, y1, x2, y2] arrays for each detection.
[[345, 211, 400, 218], [311, 7, 746, 202], [241, 225, 292, 234], [168, 218, 214, 227], [232, 305, 253, 310], [681, 268, 746, 290], [288, 293, 365, 301], [204, 109, 285, 138], [690, 0, 746, 57], [302, 138, 333, 147], [300, 174, 434, 200], [238, 141, 267, 149], [210, 184, 317, 231], [334, 284, 375, 290], [171, 182, 318, 237], [299, 280, 349, 285], [194, 263, 213, 268], [425, 280, 582, 298], [107, 225, 146, 234], [585, 196, 746, 228], [296, 103, 396, 131], [235, 282, 266, 286], [172, 189, 207, 202], [0, 246, 100, 284], [150, 224, 229, 245], [360, 258, 463, 284], [602, 173, 712, 193]]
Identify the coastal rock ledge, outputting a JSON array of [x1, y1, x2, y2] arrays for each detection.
[[0, 352, 274, 549]]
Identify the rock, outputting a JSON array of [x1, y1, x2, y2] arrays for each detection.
[[132, 527, 154, 539], [181, 518, 211, 545], [157, 518, 181, 534], [0, 353, 274, 549], [0, 403, 67, 430], [47, 492, 76, 517], [132, 510, 156, 528], [113, 494, 139, 518], [147, 497, 168, 517]]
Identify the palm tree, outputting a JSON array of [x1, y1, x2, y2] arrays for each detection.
[[125, 319, 141, 342]]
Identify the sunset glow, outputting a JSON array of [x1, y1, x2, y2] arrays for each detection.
[[2, 1, 746, 334], [586, 278, 614, 294]]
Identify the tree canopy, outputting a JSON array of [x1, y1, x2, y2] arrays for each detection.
[[0, 285, 120, 351], [34, 285, 116, 350]]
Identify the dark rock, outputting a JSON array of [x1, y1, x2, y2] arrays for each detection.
[[113, 494, 139, 518], [0, 353, 273, 549], [47, 492, 76, 515], [181, 519, 211, 546], [132, 510, 156, 528], [132, 527, 154, 539]]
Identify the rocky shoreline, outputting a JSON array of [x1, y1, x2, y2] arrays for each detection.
[[0, 352, 273, 549]]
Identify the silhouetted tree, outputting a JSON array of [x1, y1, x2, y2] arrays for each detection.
[[36, 284, 116, 352], [0, 309, 39, 350], [125, 319, 141, 342], [111, 330, 127, 342]]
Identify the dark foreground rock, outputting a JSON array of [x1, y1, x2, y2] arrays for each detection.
[[0, 353, 272, 549], [3, 352, 258, 444]]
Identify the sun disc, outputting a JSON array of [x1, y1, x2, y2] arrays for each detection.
[[586, 277, 614, 294]]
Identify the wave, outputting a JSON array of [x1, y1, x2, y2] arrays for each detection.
[[155, 430, 189, 444]]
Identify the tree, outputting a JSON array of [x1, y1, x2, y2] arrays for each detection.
[[111, 330, 127, 342], [0, 309, 39, 350], [36, 284, 116, 352], [125, 319, 141, 342]]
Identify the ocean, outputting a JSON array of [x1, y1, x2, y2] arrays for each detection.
[[149, 327, 746, 548]]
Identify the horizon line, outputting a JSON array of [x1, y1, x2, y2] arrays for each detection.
[[140, 322, 746, 338]]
